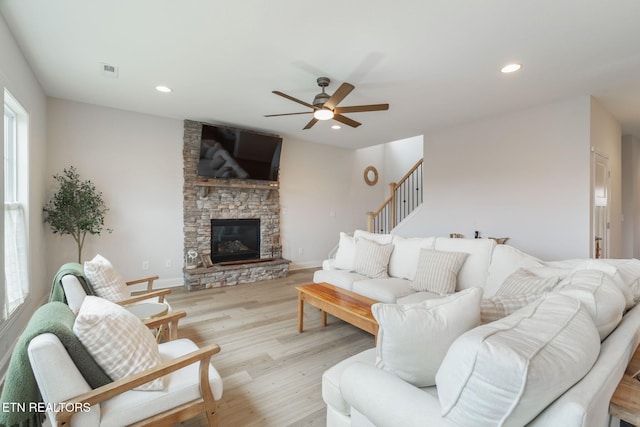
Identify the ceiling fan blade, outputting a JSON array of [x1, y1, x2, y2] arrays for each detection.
[[324, 83, 355, 110], [335, 104, 389, 114], [264, 111, 313, 117], [303, 117, 318, 129], [333, 114, 361, 128], [273, 91, 317, 110]]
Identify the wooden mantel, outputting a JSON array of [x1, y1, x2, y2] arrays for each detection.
[[195, 179, 279, 197], [195, 179, 278, 190]]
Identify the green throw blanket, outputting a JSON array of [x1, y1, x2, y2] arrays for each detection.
[[49, 262, 95, 304], [0, 302, 111, 427]]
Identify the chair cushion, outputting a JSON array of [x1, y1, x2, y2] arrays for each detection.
[[99, 339, 224, 427], [410, 249, 468, 294], [73, 296, 163, 391], [83, 254, 131, 301], [353, 238, 394, 279], [436, 293, 600, 427], [372, 287, 482, 387]]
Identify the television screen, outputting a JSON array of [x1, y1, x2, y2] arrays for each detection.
[[198, 124, 282, 182]]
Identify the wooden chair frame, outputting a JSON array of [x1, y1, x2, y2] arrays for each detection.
[[53, 311, 220, 427]]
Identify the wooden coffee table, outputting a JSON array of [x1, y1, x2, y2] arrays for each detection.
[[296, 282, 379, 338]]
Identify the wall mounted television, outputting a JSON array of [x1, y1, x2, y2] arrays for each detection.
[[198, 124, 282, 182]]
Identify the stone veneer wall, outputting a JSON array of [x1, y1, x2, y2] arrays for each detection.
[[183, 120, 288, 290]]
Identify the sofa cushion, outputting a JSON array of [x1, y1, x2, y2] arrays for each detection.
[[396, 291, 443, 305], [410, 249, 468, 295], [73, 296, 164, 391], [353, 238, 394, 279], [568, 259, 635, 309], [388, 235, 435, 280], [313, 269, 367, 292], [480, 293, 540, 324], [372, 287, 482, 387], [352, 278, 414, 303], [555, 269, 626, 340], [436, 293, 600, 427], [434, 238, 496, 292], [83, 254, 131, 302], [333, 232, 357, 270], [495, 268, 559, 296], [353, 229, 394, 245], [485, 244, 545, 297]]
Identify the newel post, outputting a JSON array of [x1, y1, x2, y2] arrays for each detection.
[[366, 212, 374, 233]]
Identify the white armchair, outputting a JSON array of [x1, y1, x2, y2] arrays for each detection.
[[26, 303, 223, 427]]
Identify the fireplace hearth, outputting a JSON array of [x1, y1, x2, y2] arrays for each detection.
[[211, 218, 260, 263]]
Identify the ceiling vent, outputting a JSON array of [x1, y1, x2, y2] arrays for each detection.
[[100, 62, 119, 79]]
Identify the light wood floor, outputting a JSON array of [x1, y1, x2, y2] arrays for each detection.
[[170, 269, 374, 427]]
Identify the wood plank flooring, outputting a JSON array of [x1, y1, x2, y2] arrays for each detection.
[[170, 269, 374, 427]]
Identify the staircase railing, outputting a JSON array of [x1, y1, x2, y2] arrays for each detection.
[[367, 159, 423, 233]]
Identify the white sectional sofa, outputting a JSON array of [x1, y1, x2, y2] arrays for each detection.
[[315, 230, 640, 427]]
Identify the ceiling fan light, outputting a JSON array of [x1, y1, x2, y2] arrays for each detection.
[[314, 109, 334, 120]]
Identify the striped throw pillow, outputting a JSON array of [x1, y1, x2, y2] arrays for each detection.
[[480, 294, 540, 323], [353, 238, 394, 278], [496, 268, 559, 296], [73, 296, 164, 391], [84, 254, 131, 301], [410, 249, 468, 295]]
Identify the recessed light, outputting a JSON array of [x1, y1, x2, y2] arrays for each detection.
[[155, 85, 172, 93], [331, 125, 341, 130], [501, 63, 522, 73]]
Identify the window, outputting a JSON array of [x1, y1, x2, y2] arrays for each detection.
[[3, 89, 29, 320]]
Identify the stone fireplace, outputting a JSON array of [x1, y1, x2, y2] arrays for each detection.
[[182, 120, 289, 291]]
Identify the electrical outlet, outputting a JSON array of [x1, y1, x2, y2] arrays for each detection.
[[142, 261, 149, 270], [165, 259, 171, 268], [298, 248, 304, 255]]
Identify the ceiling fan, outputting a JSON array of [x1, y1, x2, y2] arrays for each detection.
[[265, 77, 389, 129]]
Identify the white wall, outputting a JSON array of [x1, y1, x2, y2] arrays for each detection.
[[46, 98, 185, 286], [279, 138, 361, 268], [0, 14, 48, 375], [395, 97, 593, 260], [383, 135, 423, 186]]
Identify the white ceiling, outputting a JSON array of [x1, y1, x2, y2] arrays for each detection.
[[2, 0, 640, 150]]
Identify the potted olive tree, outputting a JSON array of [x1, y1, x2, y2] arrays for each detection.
[[43, 166, 112, 262]]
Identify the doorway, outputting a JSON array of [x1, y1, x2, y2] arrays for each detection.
[[592, 150, 610, 259]]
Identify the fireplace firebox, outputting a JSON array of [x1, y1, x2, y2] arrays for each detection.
[[210, 219, 260, 263]]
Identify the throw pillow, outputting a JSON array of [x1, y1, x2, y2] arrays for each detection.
[[555, 269, 626, 340], [480, 293, 540, 324], [73, 296, 164, 391], [495, 268, 559, 296], [352, 238, 394, 279], [333, 232, 357, 270], [372, 287, 482, 387], [83, 254, 131, 302], [436, 293, 600, 427], [410, 249, 468, 295]]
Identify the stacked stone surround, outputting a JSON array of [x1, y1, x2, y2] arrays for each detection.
[[183, 120, 289, 291]]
